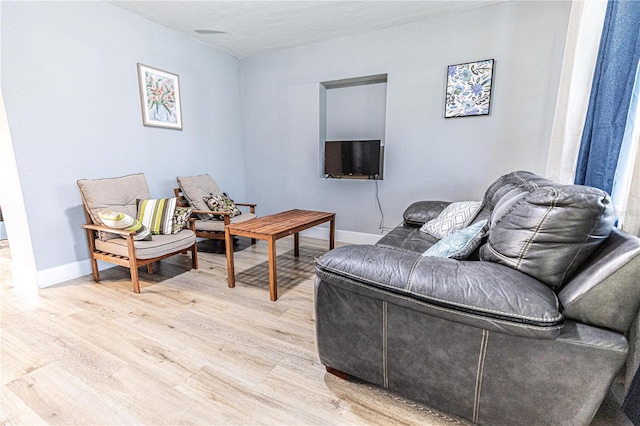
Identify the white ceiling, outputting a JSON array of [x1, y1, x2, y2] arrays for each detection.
[[107, 1, 506, 58]]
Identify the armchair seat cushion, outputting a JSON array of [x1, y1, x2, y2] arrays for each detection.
[[193, 212, 256, 232], [95, 229, 196, 260]]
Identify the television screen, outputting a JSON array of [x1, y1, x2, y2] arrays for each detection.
[[324, 140, 381, 178]]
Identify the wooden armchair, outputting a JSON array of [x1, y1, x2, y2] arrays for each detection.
[[78, 173, 198, 293], [175, 174, 257, 250]]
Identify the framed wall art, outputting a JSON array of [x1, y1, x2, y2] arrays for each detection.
[[444, 59, 494, 118], [137, 63, 182, 129]]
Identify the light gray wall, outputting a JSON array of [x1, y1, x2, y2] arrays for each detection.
[[240, 1, 571, 235], [1, 1, 245, 275]]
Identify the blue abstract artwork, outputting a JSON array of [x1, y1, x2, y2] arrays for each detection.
[[445, 59, 494, 118]]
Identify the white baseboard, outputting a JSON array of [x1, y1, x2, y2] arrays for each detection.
[[36, 259, 114, 289], [300, 227, 382, 245], [35, 228, 382, 288]]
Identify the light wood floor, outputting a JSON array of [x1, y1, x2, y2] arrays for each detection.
[[0, 237, 630, 425], [1, 237, 466, 425]]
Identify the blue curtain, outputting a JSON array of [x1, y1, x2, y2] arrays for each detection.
[[611, 60, 640, 211], [574, 0, 640, 194]]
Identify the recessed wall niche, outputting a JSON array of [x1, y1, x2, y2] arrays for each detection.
[[319, 74, 388, 179]]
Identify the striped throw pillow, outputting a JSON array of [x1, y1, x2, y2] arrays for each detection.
[[137, 198, 177, 235], [97, 210, 152, 241]]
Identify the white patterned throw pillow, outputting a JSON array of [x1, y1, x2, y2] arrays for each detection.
[[98, 209, 152, 241], [420, 201, 482, 239]]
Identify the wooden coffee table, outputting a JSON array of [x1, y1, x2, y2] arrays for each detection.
[[225, 209, 335, 301]]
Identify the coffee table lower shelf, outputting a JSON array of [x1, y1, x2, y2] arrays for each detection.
[[224, 209, 336, 301]]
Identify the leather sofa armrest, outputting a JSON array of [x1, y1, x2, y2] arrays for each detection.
[[403, 201, 451, 227], [316, 244, 563, 339]]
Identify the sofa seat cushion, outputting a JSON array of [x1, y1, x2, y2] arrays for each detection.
[[376, 225, 439, 254], [316, 245, 563, 339], [95, 229, 195, 260], [480, 184, 615, 289], [193, 212, 256, 232]]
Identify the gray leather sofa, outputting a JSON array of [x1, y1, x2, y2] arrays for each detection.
[[314, 171, 640, 425]]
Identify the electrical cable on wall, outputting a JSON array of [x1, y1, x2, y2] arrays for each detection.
[[375, 178, 394, 233]]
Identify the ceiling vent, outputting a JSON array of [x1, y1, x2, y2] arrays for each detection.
[[195, 30, 226, 35]]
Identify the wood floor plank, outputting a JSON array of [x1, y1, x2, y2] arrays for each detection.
[[92, 365, 232, 425], [175, 364, 326, 425], [0, 385, 48, 426], [2, 311, 128, 385], [259, 364, 451, 425], [64, 310, 202, 388], [6, 363, 140, 424], [1, 331, 52, 385]]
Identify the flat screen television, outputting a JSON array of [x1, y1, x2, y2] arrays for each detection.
[[324, 140, 383, 179]]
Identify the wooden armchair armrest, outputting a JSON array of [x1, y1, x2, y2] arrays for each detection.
[[235, 203, 256, 214], [81, 223, 135, 237], [189, 203, 257, 226], [190, 209, 231, 216], [189, 210, 232, 225]]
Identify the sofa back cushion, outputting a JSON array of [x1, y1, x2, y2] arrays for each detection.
[[481, 171, 555, 213], [479, 183, 615, 289]]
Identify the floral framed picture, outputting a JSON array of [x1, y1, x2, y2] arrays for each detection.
[[137, 63, 182, 129], [444, 59, 494, 118]]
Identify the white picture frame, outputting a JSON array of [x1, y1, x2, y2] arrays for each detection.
[[137, 63, 183, 129]]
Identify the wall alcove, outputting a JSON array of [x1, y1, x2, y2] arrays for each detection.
[[319, 74, 388, 179]]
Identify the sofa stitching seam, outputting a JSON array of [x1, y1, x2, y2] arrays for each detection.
[[486, 244, 518, 267], [516, 187, 557, 269], [382, 301, 388, 389], [473, 330, 489, 423]]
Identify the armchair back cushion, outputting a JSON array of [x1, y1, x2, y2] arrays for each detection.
[[78, 173, 151, 240], [177, 174, 223, 218]]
